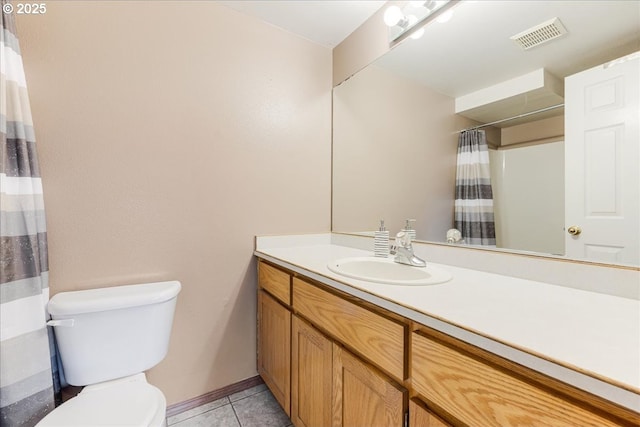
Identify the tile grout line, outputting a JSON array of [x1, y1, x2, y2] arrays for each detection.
[[167, 405, 224, 426], [168, 387, 292, 427], [229, 400, 243, 427], [229, 389, 268, 426], [230, 388, 267, 404], [167, 384, 265, 425], [230, 389, 292, 427], [167, 396, 231, 426]]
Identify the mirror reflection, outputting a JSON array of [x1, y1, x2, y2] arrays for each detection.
[[332, 1, 639, 266]]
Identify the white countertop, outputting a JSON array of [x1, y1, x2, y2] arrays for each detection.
[[255, 234, 640, 412]]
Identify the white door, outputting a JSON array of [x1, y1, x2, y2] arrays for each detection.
[[565, 52, 639, 265]]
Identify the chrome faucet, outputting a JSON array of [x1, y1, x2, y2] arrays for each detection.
[[392, 231, 426, 267]]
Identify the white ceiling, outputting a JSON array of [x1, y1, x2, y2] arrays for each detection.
[[217, 1, 639, 101], [218, 0, 638, 126], [375, 1, 640, 98], [217, 1, 386, 48], [370, 0, 640, 125]]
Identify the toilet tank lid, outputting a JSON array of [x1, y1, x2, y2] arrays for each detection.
[[48, 281, 181, 316]]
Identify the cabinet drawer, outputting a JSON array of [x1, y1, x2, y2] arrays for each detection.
[[293, 277, 405, 381], [411, 331, 621, 427], [258, 262, 291, 305]]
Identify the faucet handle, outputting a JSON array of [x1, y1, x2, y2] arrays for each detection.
[[396, 231, 411, 248]]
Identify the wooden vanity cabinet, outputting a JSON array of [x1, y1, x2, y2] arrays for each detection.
[[291, 315, 406, 427], [291, 314, 406, 427], [291, 276, 407, 427], [257, 259, 639, 427], [257, 262, 292, 416], [292, 277, 405, 382], [411, 327, 635, 427]]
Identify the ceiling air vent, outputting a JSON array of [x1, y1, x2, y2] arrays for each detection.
[[510, 17, 568, 50]]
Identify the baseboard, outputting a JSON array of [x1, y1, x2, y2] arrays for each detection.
[[166, 375, 264, 418]]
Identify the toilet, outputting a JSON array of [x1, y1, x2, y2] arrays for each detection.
[[36, 280, 181, 427]]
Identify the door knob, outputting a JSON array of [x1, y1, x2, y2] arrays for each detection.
[[567, 226, 582, 236]]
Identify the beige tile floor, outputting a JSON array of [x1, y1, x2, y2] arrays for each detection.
[[167, 384, 292, 427]]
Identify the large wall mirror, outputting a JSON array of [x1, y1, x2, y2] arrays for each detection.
[[332, 1, 639, 267]]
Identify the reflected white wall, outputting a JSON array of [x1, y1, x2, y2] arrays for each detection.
[[490, 141, 565, 255]]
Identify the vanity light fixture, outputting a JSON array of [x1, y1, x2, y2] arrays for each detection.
[[384, 6, 424, 39], [383, 5, 409, 28], [384, 0, 454, 43], [410, 1, 439, 10]]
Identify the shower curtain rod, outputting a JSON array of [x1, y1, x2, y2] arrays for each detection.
[[457, 103, 565, 133]]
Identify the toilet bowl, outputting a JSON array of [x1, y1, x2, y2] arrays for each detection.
[[36, 281, 181, 427], [37, 374, 167, 427]]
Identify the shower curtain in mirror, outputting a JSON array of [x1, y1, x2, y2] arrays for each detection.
[[454, 129, 496, 246], [1, 4, 58, 425]]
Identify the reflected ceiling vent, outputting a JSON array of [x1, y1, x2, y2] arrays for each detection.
[[510, 17, 568, 50]]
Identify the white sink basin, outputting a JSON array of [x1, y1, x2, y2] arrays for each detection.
[[327, 257, 452, 286]]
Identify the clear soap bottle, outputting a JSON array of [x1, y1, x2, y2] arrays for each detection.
[[374, 220, 390, 257], [402, 219, 417, 242]]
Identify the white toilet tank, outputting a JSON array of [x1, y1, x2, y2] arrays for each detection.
[[48, 281, 181, 386]]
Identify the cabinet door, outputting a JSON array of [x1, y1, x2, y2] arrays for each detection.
[[293, 278, 405, 382], [258, 290, 291, 415], [409, 399, 451, 427], [333, 344, 406, 427], [291, 316, 333, 427]]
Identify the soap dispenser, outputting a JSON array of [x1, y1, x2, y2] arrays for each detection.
[[374, 220, 390, 257], [402, 219, 417, 241]]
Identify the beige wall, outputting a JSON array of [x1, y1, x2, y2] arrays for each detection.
[[501, 115, 564, 146], [17, 1, 331, 405], [333, 65, 459, 240], [332, 1, 478, 242], [333, 2, 393, 85]]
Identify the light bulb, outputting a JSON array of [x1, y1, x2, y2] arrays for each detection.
[[383, 6, 404, 27]]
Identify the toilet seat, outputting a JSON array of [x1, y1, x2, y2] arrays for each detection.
[[37, 376, 166, 427]]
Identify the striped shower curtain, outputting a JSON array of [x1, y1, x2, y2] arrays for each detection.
[[1, 4, 57, 425], [454, 129, 496, 246]]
